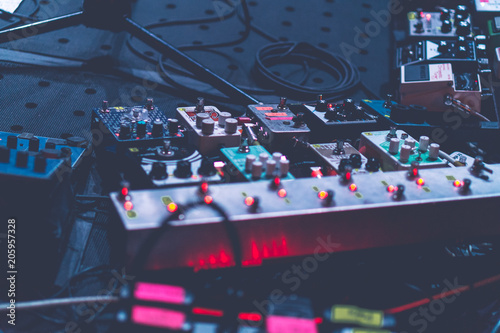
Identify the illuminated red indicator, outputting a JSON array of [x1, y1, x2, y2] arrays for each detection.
[[278, 189, 287, 198], [349, 183, 357, 192], [345, 172, 352, 181], [318, 190, 328, 200], [124, 201, 133, 211], [245, 196, 255, 206], [134, 282, 186, 305], [387, 185, 397, 193], [267, 315, 318, 333], [327, 103, 333, 108], [420, 11, 425, 18], [238, 312, 262, 322], [416, 178, 425, 186], [192, 307, 224, 317], [121, 187, 128, 196], [412, 168, 418, 177], [200, 182, 209, 193], [209, 255, 216, 265], [311, 169, 323, 178], [204, 195, 213, 204], [131, 305, 186, 330], [454, 180, 462, 187], [220, 250, 229, 263], [426, 13, 431, 20], [167, 202, 178, 213], [314, 317, 323, 324], [273, 177, 281, 187]]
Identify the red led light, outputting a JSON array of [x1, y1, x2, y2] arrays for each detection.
[[416, 178, 425, 186], [426, 13, 431, 20], [200, 182, 209, 193], [454, 180, 462, 188], [204, 195, 213, 204], [167, 202, 178, 213], [349, 183, 357, 192], [245, 196, 255, 206], [318, 190, 328, 200], [124, 201, 133, 211], [273, 177, 280, 187], [345, 172, 352, 181], [327, 103, 333, 108], [420, 11, 425, 18], [412, 168, 418, 177], [238, 312, 262, 322], [314, 317, 323, 324], [121, 187, 128, 196], [387, 185, 397, 193], [192, 307, 224, 317], [278, 189, 287, 198]]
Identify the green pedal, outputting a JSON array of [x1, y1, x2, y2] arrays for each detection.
[[221, 145, 295, 181]]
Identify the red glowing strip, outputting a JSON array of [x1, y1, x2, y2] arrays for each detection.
[[238, 312, 262, 322], [266, 315, 318, 333], [385, 298, 430, 314], [255, 107, 274, 110], [265, 112, 288, 116], [131, 305, 186, 330], [265, 117, 294, 121], [192, 307, 224, 317], [314, 317, 323, 324], [134, 282, 186, 305], [473, 274, 500, 288]]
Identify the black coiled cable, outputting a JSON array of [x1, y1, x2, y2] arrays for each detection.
[[254, 41, 360, 100]]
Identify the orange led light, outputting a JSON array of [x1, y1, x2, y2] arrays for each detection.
[[453, 180, 462, 187], [318, 190, 328, 200], [349, 184, 357, 192], [245, 197, 255, 206], [167, 202, 178, 213], [204, 195, 213, 204], [124, 201, 133, 211], [416, 178, 425, 186], [387, 185, 397, 193], [277, 189, 287, 198]]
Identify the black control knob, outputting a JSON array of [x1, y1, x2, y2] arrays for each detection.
[[41, 149, 61, 159], [349, 154, 362, 169], [454, 13, 466, 26], [365, 157, 380, 172], [325, 105, 338, 121], [29, 137, 39, 152], [315, 95, 328, 112], [456, 20, 470, 36], [152, 119, 164, 137], [0, 146, 10, 163], [390, 104, 410, 123], [150, 162, 168, 180], [16, 150, 28, 168], [174, 160, 192, 178], [440, 9, 450, 21], [119, 122, 131, 140], [34, 154, 47, 173], [137, 121, 147, 137], [6, 135, 17, 149], [441, 19, 452, 34], [45, 141, 56, 149], [168, 119, 179, 134], [338, 159, 351, 173], [292, 113, 305, 128], [460, 178, 472, 195], [393, 184, 405, 201], [456, 5, 468, 17], [438, 41, 450, 53], [457, 44, 468, 58], [198, 157, 216, 176]]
